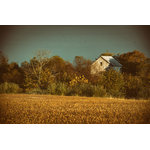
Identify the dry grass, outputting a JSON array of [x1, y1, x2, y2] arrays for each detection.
[[0, 94, 150, 124]]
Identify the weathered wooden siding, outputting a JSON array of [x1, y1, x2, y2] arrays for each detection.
[[91, 57, 109, 74]]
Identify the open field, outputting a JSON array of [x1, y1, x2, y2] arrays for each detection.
[[0, 94, 150, 124]]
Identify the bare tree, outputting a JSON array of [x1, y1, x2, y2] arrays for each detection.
[[23, 50, 54, 89]]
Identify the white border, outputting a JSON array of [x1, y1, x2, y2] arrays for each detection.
[[0, 0, 150, 25], [1, 0, 150, 150], [0, 124, 150, 150]]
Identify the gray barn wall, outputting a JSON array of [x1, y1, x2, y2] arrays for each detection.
[[91, 57, 109, 74]]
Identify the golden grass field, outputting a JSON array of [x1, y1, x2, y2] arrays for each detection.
[[0, 94, 150, 124]]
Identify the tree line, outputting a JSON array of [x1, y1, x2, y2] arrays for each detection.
[[0, 50, 150, 99]]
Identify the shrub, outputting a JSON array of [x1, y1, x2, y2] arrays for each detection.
[[64, 83, 90, 96], [55, 82, 68, 95], [48, 82, 69, 96], [124, 75, 143, 99], [78, 83, 94, 97], [25, 88, 47, 94], [47, 82, 57, 95], [0, 82, 22, 93], [69, 75, 88, 86], [137, 86, 150, 100], [65, 86, 77, 96], [78, 84, 107, 97], [102, 69, 125, 98], [93, 85, 107, 97], [66, 83, 107, 97]]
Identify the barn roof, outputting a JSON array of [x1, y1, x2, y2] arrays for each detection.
[[101, 56, 122, 67]]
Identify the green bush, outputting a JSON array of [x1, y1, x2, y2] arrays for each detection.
[[102, 69, 125, 98], [65, 86, 77, 96], [0, 82, 22, 93], [124, 75, 143, 99], [137, 86, 150, 100], [78, 83, 94, 97], [55, 82, 68, 95], [47, 82, 57, 95], [48, 82, 69, 95], [64, 84, 90, 96], [65, 83, 107, 97], [93, 85, 107, 97], [25, 88, 47, 94]]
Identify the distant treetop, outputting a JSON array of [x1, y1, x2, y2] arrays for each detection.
[[100, 52, 114, 56]]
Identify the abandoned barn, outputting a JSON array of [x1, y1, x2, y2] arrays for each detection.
[[91, 56, 122, 74]]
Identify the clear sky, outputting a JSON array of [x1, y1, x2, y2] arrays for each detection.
[[0, 25, 150, 64]]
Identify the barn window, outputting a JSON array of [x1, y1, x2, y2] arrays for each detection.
[[100, 61, 103, 66]]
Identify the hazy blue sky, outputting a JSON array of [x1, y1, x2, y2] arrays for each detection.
[[0, 26, 150, 64]]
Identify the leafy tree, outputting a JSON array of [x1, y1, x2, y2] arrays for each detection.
[[0, 51, 8, 83], [123, 74, 143, 99], [118, 50, 146, 75], [136, 58, 150, 84], [0, 51, 24, 87], [2, 62, 24, 87], [102, 69, 125, 97], [73, 56, 92, 80], [46, 56, 75, 83], [62, 61, 75, 82]]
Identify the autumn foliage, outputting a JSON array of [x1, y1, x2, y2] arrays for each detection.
[[0, 50, 150, 99]]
